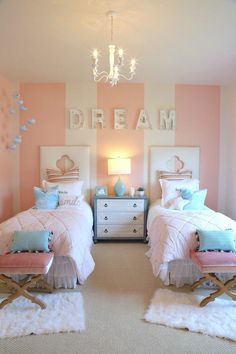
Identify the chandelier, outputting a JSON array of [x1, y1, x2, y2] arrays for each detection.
[[92, 11, 137, 86]]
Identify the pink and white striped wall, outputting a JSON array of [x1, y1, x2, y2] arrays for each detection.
[[0, 81, 220, 220]]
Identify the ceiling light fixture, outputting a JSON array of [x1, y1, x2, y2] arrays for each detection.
[[92, 11, 136, 86]]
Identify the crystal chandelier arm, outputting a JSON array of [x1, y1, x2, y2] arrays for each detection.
[[117, 59, 136, 81], [118, 72, 136, 81], [93, 72, 110, 82], [92, 55, 109, 81], [130, 59, 136, 73], [93, 70, 109, 77]]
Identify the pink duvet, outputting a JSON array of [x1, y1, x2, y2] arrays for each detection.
[[0, 204, 95, 283], [147, 205, 236, 277]]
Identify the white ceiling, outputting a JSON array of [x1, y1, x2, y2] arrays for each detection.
[[0, 0, 236, 85]]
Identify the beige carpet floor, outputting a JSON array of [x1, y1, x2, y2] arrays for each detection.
[[0, 243, 236, 354]]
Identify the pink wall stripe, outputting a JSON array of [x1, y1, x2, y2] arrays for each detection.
[[19, 83, 65, 211], [0, 74, 15, 221], [175, 84, 220, 210], [97, 83, 144, 194]]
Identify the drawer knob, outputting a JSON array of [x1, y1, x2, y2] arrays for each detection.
[[133, 216, 137, 220], [104, 229, 108, 233], [133, 229, 137, 233], [104, 203, 108, 207], [133, 203, 137, 208], [104, 216, 108, 220]]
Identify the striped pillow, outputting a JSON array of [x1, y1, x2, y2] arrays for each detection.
[[46, 167, 79, 183]]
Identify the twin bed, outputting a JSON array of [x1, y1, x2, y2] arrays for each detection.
[[0, 146, 95, 288], [147, 146, 236, 287], [0, 145, 235, 289]]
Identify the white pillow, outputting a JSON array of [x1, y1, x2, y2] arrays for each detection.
[[159, 178, 199, 207], [168, 196, 190, 210], [42, 180, 84, 197]]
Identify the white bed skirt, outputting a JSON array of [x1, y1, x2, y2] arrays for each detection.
[[160, 259, 233, 288], [45, 256, 78, 289], [12, 256, 87, 289], [160, 259, 202, 287]]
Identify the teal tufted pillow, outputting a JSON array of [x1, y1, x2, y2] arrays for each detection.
[[34, 186, 59, 209], [183, 189, 207, 210], [197, 229, 236, 252], [10, 230, 52, 252]]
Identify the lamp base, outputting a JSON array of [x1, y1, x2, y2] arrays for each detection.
[[114, 176, 126, 196]]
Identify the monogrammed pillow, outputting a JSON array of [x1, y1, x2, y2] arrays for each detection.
[[58, 194, 83, 209]]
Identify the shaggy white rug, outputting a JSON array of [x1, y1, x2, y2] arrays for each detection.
[[0, 292, 85, 339], [145, 288, 236, 341]]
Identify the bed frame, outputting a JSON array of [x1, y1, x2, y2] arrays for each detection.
[[40, 145, 91, 203], [149, 146, 200, 204]]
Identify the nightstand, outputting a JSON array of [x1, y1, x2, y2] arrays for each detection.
[[93, 195, 148, 242]]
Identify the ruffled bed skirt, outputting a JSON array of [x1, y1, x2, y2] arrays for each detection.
[[160, 259, 233, 288], [45, 256, 78, 288], [10, 256, 79, 289]]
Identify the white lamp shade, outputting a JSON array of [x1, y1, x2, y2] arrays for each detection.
[[108, 158, 131, 175]]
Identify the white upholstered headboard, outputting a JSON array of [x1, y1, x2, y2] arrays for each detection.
[[40, 146, 91, 203], [149, 146, 200, 204]]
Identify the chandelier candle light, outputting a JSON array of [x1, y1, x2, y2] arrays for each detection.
[[92, 11, 136, 86], [108, 157, 131, 196]]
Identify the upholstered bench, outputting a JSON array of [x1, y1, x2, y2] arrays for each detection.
[[0, 252, 54, 309], [190, 250, 236, 307]]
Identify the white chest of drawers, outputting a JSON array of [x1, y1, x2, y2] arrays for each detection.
[[93, 196, 148, 242]]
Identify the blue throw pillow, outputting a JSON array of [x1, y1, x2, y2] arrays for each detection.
[[11, 230, 52, 252], [183, 189, 207, 210], [197, 229, 236, 252], [34, 186, 59, 209], [180, 188, 194, 200]]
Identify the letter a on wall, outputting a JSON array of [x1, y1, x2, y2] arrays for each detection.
[[136, 109, 152, 129]]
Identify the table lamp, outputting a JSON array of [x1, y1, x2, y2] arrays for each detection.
[[108, 158, 131, 196]]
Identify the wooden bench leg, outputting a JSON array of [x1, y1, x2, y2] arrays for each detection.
[[191, 276, 208, 291], [191, 272, 236, 307], [199, 273, 236, 307], [0, 274, 47, 309]]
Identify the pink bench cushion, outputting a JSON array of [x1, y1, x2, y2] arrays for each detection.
[[0, 253, 54, 275], [191, 250, 236, 273]]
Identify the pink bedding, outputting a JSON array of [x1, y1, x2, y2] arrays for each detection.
[[0, 204, 95, 283], [147, 204, 236, 277]]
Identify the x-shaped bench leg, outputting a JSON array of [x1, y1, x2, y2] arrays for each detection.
[[191, 273, 236, 307], [0, 274, 46, 309], [191, 276, 207, 291]]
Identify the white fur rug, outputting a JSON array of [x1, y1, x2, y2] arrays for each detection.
[[145, 288, 236, 341], [0, 292, 85, 339]]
